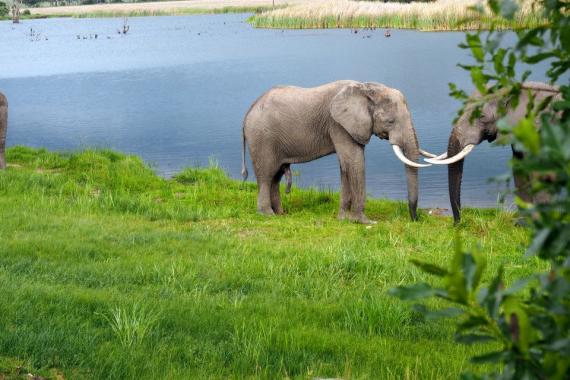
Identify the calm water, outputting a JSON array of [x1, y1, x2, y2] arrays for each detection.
[[0, 14, 543, 209]]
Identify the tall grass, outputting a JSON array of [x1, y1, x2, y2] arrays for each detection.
[[0, 147, 535, 379], [249, 0, 547, 30]]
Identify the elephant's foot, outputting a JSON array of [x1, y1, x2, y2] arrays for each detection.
[[338, 209, 349, 221], [272, 206, 285, 215], [258, 207, 275, 216], [350, 213, 377, 225], [339, 210, 376, 225]]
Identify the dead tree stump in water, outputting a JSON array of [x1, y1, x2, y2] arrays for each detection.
[[12, 0, 21, 23]]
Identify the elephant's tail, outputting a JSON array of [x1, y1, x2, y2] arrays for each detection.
[[241, 127, 248, 181]]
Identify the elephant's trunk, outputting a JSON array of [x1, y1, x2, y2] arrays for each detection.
[[0, 93, 7, 170], [447, 130, 464, 224], [403, 129, 420, 221]]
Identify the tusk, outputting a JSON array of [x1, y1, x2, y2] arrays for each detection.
[[392, 145, 432, 168], [424, 144, 475, 165], [419, 149, 448, 159]]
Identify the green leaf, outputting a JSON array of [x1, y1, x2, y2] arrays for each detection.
[[493, 48, 506, 74], [545, 339, 570, 352], [410, 259, 449, 277], [524, 52, 556, 64], [470, 351, 505, 364], [512, 117, 540, 154], [455, 333, 496, 345], [466, 33, 485, 63], [516, 28, 543, 49], [502, 276, 534, 296], [460, 374, 483, 380], [470, 67, 487, 94], [507, 52, 516, 77], [462, 253, 478, 292], [458, 315, 489, 332], [389, 283, 436, 300], [482, 267, 504, 319], [413, 305, 464, 320], [503, 297, 533, 355], [525, 228, 551, 257], [446, 250, 470, 304]]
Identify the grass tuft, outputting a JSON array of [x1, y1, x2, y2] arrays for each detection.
[[100, 304, 160, 348]]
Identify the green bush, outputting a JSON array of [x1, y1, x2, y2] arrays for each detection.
[[392, 1, 570, 379], [0, 1, 9, 17]]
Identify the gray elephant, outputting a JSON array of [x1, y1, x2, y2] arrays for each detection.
[[424, 82, 561, 224], [0, 92, 7, 170], [241, 80, 435, 223]]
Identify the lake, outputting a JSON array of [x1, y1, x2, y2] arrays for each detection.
[[0, 14, 541, 209]]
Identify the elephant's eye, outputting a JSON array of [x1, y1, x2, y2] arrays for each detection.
[[386, 118, 396, 124]]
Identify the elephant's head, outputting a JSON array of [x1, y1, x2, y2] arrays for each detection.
[[330, 82, 434, 220], [424, 82, 560, 224], [440, 99, 501, 224], [0, 92, 7, 170]]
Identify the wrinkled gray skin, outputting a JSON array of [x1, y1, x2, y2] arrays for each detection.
[[448, 82, 560, 224], [0, 92, 7, 170], [242, 80, 422, 223]]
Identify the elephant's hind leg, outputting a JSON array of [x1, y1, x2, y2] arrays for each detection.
[[270, 166, 286, 215], [254, 159, 284, 216], [257, 177, 274, 215]]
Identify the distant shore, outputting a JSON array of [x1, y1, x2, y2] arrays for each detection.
[[17, 0, 546, 31], [21, 0, 301, 18]]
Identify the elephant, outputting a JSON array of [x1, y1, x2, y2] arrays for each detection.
[[241, 80, 435, 224], [424, 82, 561, 224], [0, 92, 7, 170]]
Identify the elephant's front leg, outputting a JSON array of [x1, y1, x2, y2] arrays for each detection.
[[334, 139, 373, 224], [338, 169, 352, 221], [346, 149, 373, 224]]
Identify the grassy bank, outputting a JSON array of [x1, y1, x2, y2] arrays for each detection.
[[21, 0, 295, 19], [2, 5, 281, 20], [70, 5, 284, 19], [0, 147, 535, 379], [249, 0, 547, 31]]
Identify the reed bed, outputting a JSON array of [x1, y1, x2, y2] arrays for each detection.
[[249, 0, 547, 31]]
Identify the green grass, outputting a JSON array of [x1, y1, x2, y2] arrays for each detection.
[[0, 146, 536, 379]]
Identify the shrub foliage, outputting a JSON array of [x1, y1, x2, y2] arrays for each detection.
[[392, 1, 570, 379]]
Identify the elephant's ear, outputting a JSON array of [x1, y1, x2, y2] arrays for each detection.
[[330, 84, 373, 145]]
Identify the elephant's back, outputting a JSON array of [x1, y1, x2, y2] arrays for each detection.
[[244, 85, 324, 132], [0, 92, 6, 107], [243, 84, 336, 161]]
